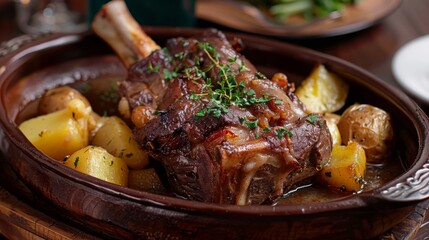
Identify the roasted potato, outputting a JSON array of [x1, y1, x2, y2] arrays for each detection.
[[38, 86, 98, 131], [38, 86, 91, 115], [323, 113, 341, 124], [92, 116, 149, 170], [89, 115, 108, 141], [64, 146, 128, 186], [296, 64, 349, 113], [324, 113, 342, 146], [19, 99, 91, 160], [318, 141, 366, 192], [337, 104, 394, 164], [128, 168, 166, 194]]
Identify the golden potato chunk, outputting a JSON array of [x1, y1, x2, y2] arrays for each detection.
[[296, 64, 349, 113], [319, 141, 366, 192], [324, 113, 341, 124], [19, 99, 91, 160], [65, 146, 128, 186], [92, 116, 149, 170], [324, 113, 342, 146], [337, 104, 394, 164], [128, 168, 166, 194]]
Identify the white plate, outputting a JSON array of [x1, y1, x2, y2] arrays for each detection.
[[392, 35, 429, 104]]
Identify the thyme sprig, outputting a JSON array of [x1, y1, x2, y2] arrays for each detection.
[[276, 127, 293, 139], [193, 41, 272, 119]]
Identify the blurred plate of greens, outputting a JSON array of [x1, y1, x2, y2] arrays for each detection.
[[196, 0, 401, 38]]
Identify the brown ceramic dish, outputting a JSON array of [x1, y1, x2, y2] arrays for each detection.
[[0, 28, 429, 240], [196, 0, 402, 38]]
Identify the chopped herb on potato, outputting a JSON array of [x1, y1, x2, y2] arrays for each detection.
[[318, 141, 366, 192], [64, 146, 129, 187], [19, 99, 91, 160]]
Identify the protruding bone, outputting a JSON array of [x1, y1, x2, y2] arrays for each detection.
[[92, 0, 160, 68]]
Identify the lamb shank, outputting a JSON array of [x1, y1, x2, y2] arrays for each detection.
[[92, 0, 332, 205]]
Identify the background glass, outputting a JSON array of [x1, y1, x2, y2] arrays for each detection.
[[15, 0, 87, 34], [87, 0, 196, 27]]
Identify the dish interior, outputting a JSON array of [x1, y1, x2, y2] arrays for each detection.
[[2, 32, 419, 206]]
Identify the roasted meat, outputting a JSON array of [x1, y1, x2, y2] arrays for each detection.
[[93, 0, 332, 205]]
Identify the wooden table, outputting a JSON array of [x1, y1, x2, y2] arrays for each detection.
[[1, 0, 429, 239]]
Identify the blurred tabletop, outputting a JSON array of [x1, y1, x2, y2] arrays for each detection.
[[1, 0, 429, 239]]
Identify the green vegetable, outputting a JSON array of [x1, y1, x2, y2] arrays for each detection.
[[244, 0, 359, 22]]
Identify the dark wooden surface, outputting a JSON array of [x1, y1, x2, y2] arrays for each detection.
[[0, 0, 429, 239]]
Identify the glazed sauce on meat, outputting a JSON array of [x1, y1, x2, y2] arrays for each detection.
[[17, 75, 406, 205]]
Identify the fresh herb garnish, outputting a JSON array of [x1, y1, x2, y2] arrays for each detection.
[[276, 127, 293, 139], [163, 68, 179, 81], [255, 71, 267, 79], [239, 117, 259, 129], [73, 156, 79, 168], [276, 128, 287, 139], [146, 61, 161, 73], [238, 61, 250, 72], [191, 41, 272, 120], [274, 99, 282, 105], [174, 52, 186, 60], [306, 115, 319, 124], [228, 56, 237, 62]]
